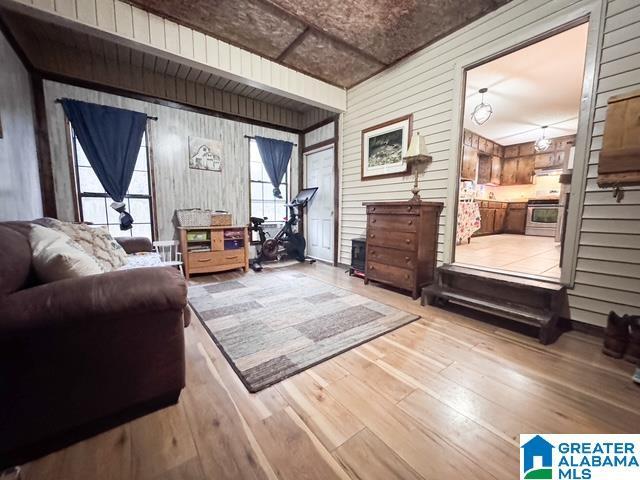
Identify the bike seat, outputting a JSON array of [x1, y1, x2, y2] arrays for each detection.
[[250, 216, 266, 225]]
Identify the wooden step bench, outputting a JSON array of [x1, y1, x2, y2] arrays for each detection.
[[421, 265, 568, 344]]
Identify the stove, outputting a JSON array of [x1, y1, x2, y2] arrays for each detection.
[[525, 199, 560, 236]]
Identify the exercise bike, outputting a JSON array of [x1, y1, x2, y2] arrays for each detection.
[[249, 187, 318, 271]]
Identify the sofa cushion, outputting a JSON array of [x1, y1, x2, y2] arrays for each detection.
[[29, 224, 104, 283], [37, 218, 128, 271], [0, 225, 32, 295]]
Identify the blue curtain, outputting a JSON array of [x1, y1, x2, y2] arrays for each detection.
[[255, 136, 293, 199], [61, 99, 147, 230]]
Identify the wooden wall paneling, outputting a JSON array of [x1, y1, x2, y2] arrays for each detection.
[[178, 24, 194, 59], [148, 13, 164, 48], [114, 1, 134, 38], [7, 0, 347, 112], [340, 0, 639, 325], [95, 0, 116, 31], [32, 74, 57, 217], [162, 19, 179, 54], [54, 0, 76, 18], [42, 79, 300, 239], [32, 0, 55, 10], [130, 5, 149, 43]]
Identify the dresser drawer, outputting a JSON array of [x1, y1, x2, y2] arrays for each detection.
[[368, 214, 417, 232], [366, 261, 414, 290], [189, 250, 245, 267], [367, 229, 417, 251], [367, 246, 416, 269], [366, 204, 419, 216]]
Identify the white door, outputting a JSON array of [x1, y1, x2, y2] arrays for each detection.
[[305, 146, 334, 262]]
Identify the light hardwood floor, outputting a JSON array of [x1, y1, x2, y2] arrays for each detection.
[[18, 263, 639, 480], [456, 234, 562, 277]]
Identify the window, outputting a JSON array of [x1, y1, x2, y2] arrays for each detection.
[[70, 126, 154, 240], [249, 139, 289, 241]]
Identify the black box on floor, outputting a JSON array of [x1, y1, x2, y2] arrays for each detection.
[[350, 238, 366, 277]]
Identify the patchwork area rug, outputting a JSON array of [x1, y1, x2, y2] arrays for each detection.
[[188, 270, 419, 392]]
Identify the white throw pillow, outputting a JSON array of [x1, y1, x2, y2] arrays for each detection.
[[36, 218, 128, 271], [29, 224, 104, 283]]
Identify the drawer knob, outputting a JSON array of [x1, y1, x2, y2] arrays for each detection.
[[405, 256, 410, 261], [405, 239, 411, 244], [405, 274, 410, 279], [408, 220, 413, 225], [370, 250, 376, 255], [197, 259, 210, 263], [407, 206, 412, 212], [371, 207, 376, 212], [372, 219, 377, 223], [369, 265, 375, 270], [370, 234, 375, 238]]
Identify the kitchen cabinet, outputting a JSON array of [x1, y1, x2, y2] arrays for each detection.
[[494, 208, 506, 232], [478, 137, 487, 153], [478, 154, 502, 185], [519, 142, 535, 156], [464, 129, 502, 156], [501, 158, 518, 185], [504, 203, 527, 234], [472, 202, 507, 236], [534, 153, 555, 169], [477, 154, 492, 184], [490, 155, 502, 185], [502, 156, 534, 185], [479, 208, 496, 235], [516, 156, 535, 184], [461, 146, 478, 181], [504, 145, 519, 158]]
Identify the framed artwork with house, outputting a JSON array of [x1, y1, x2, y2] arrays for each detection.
[[361, 114, 412, 180], [188, 136, 222, 171]]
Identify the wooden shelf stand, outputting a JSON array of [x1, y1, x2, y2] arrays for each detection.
[[178, 225, 249, 279]]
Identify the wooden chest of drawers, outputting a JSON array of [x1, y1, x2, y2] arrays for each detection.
[[364, 201, 443, 299]]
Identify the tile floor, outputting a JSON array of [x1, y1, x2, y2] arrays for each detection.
[[455, 233, 561, 278]]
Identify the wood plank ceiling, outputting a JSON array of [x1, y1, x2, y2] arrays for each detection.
[[1, 9, 336, 130], [125, 0, 511, 87]]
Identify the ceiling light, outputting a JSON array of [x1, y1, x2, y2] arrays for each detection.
[[534, 126, 552, 152], [470, 88, 493, 126]]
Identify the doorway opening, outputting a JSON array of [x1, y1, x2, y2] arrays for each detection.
[[453, 22, 590, 280]]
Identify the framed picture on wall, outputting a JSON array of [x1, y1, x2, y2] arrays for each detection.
[[361, 114, 412, 180], [189, 136, 222, 171]]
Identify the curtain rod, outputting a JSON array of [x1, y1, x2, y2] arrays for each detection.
[[244, 134, 297, 147], [54, 99, 158, 121]]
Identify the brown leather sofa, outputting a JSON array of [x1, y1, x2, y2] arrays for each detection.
[[0, 221, 189, 469]]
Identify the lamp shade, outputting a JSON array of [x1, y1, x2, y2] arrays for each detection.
[[405, 132, 429, 158]]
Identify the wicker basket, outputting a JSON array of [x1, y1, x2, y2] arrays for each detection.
[[176, 208, 212, 227], [211, 212, 232, 226]]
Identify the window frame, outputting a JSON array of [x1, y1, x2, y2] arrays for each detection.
[[68, 123, 157, 240], [248, 138, 291, 244]]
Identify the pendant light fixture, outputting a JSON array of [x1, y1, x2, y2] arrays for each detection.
[[470, 87, 493, 126], [534, 125, 552, 152]]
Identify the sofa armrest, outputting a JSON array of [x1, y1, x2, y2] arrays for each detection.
[[116, 236, 153, 254], [0, 267, 187, 337]]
